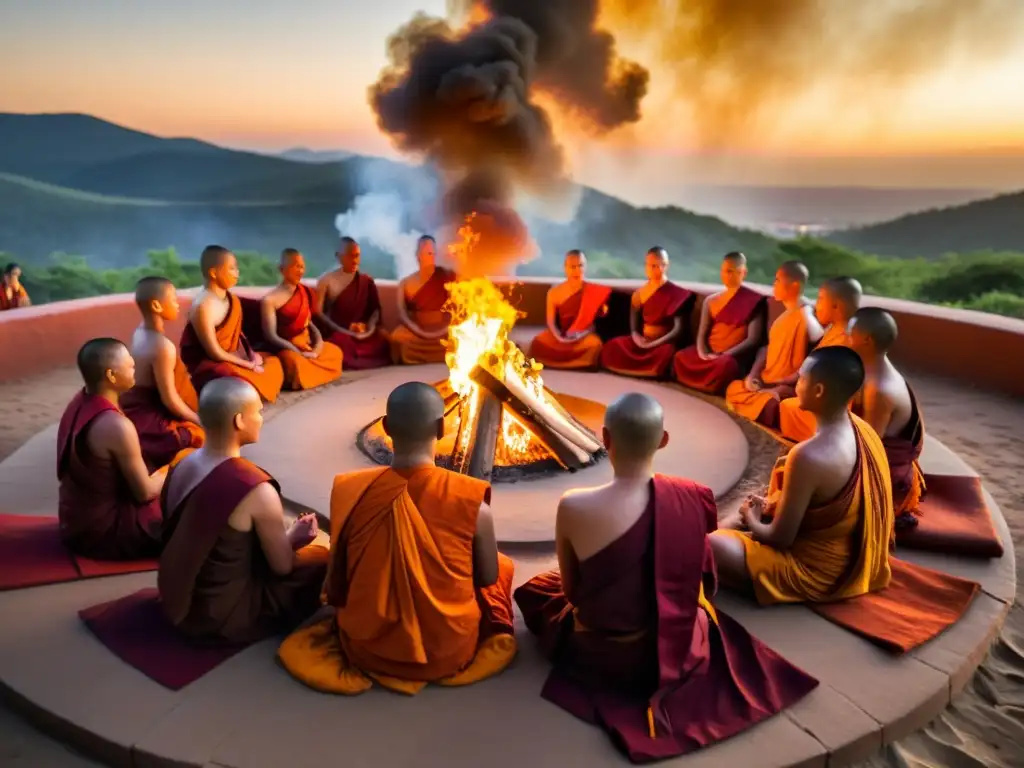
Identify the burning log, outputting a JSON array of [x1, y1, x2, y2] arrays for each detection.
[[450, 388, 503, 480]]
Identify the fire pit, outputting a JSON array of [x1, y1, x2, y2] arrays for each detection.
[[357, 218, 607, 482]]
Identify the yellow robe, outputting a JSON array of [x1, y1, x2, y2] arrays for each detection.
[[717, 414, 894, 604], [777, 323, 850, 442]]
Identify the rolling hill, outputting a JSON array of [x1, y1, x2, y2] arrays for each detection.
[[824, 190, 1024, 258], [0, 113, 775, 276]]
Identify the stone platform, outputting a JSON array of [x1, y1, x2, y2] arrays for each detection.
[[0, 365, 1015, 768]]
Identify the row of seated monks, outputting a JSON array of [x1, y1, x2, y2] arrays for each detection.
[[1, 263, 30, 312]]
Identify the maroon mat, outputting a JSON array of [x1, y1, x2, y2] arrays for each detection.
[[0, 514, 80, 590], [897, 474, 1004, 559], [0, 514, 159, 591], [79, 588, 252, 690]]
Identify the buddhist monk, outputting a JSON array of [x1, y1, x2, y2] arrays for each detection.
[[57, 338, 168, 559], [1, 262, 30, 310], [711, 346, 894, 604], [672, 252, 767, 393], [315, 237, 391, 370], [600, 247, 694, 378], [847, 307, 925, 531], [122, 277, 205, 471], [260, 248, 343, 390], [724, 260, 823, 428], [528, 250, 611, 370], [514, 392, 818, 761], [390, 235, 456, 365], [158, 378, 328, 644], [179, 245, 284, 402], [278, 382, 516, 695], [778, 277, 863, 441]]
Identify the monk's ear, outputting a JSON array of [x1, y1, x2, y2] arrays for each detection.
[[233, 412, 244, 432], [149, 298, 163, 316], [659, 430, 670, 449], [601, 426, 611, 451]]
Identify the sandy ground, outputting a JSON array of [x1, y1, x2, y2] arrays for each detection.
[[0, 367, 1021, 767]]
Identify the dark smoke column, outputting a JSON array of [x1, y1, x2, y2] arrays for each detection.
[[369, 1, 648, 276]]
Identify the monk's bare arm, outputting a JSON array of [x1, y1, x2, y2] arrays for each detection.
[[248, 484, 299, 576], [472, 502, 499, 587], [554, 495, 582, 598], [726, 314, 765, 358], [859, 384, 894, 438], [395, 280, 425, 336], [629, 293, 645, 346], [314, 277, 349, 337], [648, 316, 684, 347], [98, 415, 167, 502], [152, 340, 200, 424], [747, 447, 815, 549], [804, 305, 824, 344], [744, 346, 768, 387], [260, 292, 304, 354], [694, 299, 713, 356], [193, 299, 253, 368], [545, 289, 566, 341]]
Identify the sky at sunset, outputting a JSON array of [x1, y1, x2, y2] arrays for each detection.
[[2, 0, 1023, 198]]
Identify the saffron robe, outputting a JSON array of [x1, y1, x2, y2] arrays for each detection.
[[868, 385, 926, 519], [57, 390, 164, 560], [278, 465, 516, 695], [717, 414, 894, 604], [180, 291, 284, 402], [157, 458, 328, 645], [122, 358, 204, 471], [600, 283, 695, 379], [322, 272, 391, 370], [514, 476, 819, 763], [672, 286, 766, 394], [390, 267, 456, 365], [724, 306, 811, 427], [0, 283, 29, 311], [777, 322, 851, 442], [529, 282, 612, 370], [273, 283, 343, 390]]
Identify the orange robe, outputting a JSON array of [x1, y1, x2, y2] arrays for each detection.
[[724, 306, 811, 427], [322, 272, 391, 370], [273, 284, 343, 390], [390, 267, 455, 365], [672, 286, 766, 394], [600, 282, 695, 378], [716, 414, 894, 604], [278, 465, 516, 695], [777, 323, 851, 441], [529, 282, 612, 370], [0, 283, 29, 311], [179, 291, 284, 403]]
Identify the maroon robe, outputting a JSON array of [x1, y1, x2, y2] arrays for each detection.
[[672, 287, 766, 393], [514, 475, 818, 763], [57, 390, 163, 559], [600, 283, 695, 379], [158, 458, 327, 645], [121, 385, 203, 471], [321, 272, 391, 370]]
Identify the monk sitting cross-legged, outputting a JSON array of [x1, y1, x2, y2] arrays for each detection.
[[58, 339, 173, 560], [315, 237, 390, 370], [158, 378, 328, 645], [711, 346, 894, 604], [179, 245, 284, 402], [672, 251, 766, 393], [278, 382, 517, 695], [778, 276, 863, 442], [390, 235, 456, 365], [600, 247, 695, 379], [528, 249, 611, 370], [122, 277, 205, 471], [724, 260, 823, 429], [847, 308, 926, 531], [260, 248, 343, 391], [514, 393, 818, 762]]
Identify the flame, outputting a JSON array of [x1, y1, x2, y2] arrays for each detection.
[[443, 213, 546, 460]]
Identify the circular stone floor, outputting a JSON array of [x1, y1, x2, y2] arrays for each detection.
[[0, 364, 1015, 768], [242, 365, 749, 543]]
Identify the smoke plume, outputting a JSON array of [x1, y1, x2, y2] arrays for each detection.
[[370, 1, 648, 274]]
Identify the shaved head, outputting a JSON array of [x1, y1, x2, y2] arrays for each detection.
[[566, 249, 585, 261], [778, 260, 809, 284], [823, 277, 863, 315], [647, 246, 669, 262], [723, 251, 747, 267], [200, 245, 233, 275], [604, 392, 666, 457], [384, 382, 445, 445], [77, 338, 128, 389], [340, 236, 358, 252], [802, 346, 865, 411], [198, 378, 261, 433], [280, 248, 302, 266], [849, 307, 899, 353], [134, 276, 173, 309]]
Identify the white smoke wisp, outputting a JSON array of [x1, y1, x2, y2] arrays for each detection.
[[334, 192, 423, 278]]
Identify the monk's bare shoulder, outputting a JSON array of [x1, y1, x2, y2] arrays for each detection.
[[189, 289, 215, 320], [262, 284, 291, 310], [88, 410, 138, 451], [548, 281, 572, 302]]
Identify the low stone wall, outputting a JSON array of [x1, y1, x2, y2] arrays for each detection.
[[2, 278, 1023, 396]]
